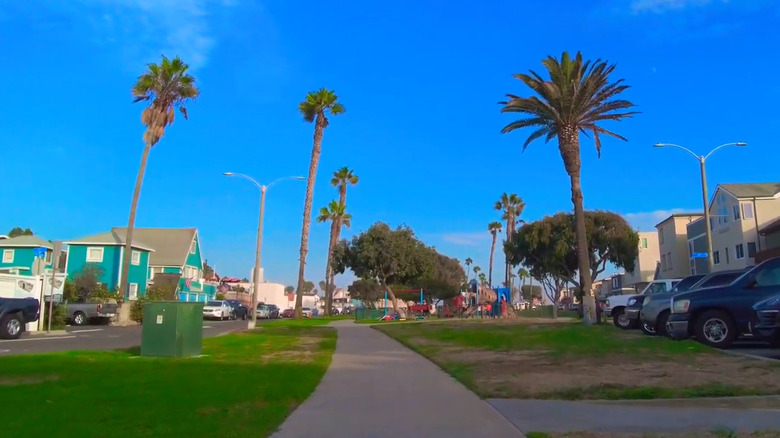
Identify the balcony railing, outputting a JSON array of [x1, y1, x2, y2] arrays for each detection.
[[754, 246, 780, 263]]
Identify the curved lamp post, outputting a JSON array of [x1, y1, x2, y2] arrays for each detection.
[[223, 173, 304, 329], [653, 142, 747, 272]]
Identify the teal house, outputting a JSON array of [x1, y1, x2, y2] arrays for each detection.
[[110, 227, 214, 302], [0, 235, 56, 276], [64, 230, 154, 300]]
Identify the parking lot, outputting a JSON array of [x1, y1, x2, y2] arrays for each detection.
[[0, 319, 248, 356]]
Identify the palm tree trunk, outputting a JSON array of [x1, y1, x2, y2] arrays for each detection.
[[295, 116, 326, 318], [323, 220, 338, 316], [504, 221, 512, 290], [118, 140, 152, 321], [488, 234, 496, 287]]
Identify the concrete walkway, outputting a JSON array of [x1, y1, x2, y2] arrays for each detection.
[[271, 321, 524, 438]]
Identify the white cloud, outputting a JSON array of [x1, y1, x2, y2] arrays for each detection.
[[630, 0, 722, 14], [440, 232, 493, 247], [622, 208, 698, 230]]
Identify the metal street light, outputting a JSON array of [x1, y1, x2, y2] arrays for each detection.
[[653, 142, 747, 272], [223, 172, 304, 329]]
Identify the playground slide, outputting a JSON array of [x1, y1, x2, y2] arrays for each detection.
[[463, 305, 477, 318]]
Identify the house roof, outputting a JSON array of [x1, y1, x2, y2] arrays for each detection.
[[654, 213, 703, 229], [760, 217, 780, 236], [112, 227, 196, 267], [719, 182, 780, 199], [0, 235, 54, 249], [65, 230, 155, 252]]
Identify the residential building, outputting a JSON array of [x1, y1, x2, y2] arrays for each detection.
[[756, 217, 780, 262], [623, 231, 660, 287], [655, 213, 703, 279], [597, 273, 637, 297], [64, 230, 154, 300], [707, 183, 780, 272], [0, 235, 56, 276], [686, 217, 710, 275]]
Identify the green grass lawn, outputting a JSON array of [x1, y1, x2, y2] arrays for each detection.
[[0, 325, 336, 437], [375, 320, 780, 400]]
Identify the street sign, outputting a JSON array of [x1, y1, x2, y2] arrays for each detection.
[[692, 252, 708, 259], [33, 247, 47, 258]]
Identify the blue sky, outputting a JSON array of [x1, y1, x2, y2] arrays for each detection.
[[1, 0, 778, 289]]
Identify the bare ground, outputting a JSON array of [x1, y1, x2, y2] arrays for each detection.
[[261, 335, 321, 364]]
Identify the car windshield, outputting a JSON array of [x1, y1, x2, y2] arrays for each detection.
[[206, 301, 222, 307], [643, 283, 669, 294], [670, 275, 706, 293], [258, 305, 268, 310], [698, 272, 743, 288]]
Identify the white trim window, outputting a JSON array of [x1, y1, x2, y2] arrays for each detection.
[[742, 203, 754, 220], [131, 250, 141, 266], [190, 239, 196, 254], [735, 243, 745, 260], [128, 283, 139, 300], [2, 249, 14, 263], [713, 250, 720, 265], [732, 204, 740, 221], [86, 247, 104, 263]]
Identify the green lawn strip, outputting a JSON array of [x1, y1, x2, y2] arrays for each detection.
[[0, 325, 336, 438]]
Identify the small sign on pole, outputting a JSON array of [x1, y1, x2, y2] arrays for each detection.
[[691, 252, 708, 259]]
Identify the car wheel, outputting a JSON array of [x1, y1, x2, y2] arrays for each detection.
[[694, 310, 737, 349], [640, 322, 657, 336], [72, 311, 87, 326], [612, 308, 631, 329], [655, 311, 671, 337], [0, 313, 24, 340]]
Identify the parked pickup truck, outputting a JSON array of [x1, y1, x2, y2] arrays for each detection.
[[0, 297, 40, 339], [605, 279, 681, 329], [62, 301, 118, 326], [666, 257, 780, 348]]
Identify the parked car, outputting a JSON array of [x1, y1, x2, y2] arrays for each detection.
[[226, 299, 248, 320], [0, 297, 40, 339], [256, 304, 270, 319], [639, 270, 745, 336], [62, 301, 118, 326], [605, 279, 681, 329], [666, 257, 780, 348], [266, 304, 280, 319], [302, 307, 313, 318], [203, 300, 233, 320], [627, 275, 706, 333], [281, 308, 295, 318], [752, 293, 780, 347]]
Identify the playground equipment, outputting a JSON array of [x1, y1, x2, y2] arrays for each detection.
[[383, 288, 425, 317]]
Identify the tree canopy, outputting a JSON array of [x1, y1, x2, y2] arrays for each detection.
[[7, 227, 33, 238], [347, 279, 384, 308], [506, 210, 639, 288]]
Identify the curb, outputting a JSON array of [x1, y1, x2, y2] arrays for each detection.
[[27, 330, 68, 336]]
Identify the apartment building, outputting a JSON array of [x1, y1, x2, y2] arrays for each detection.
[[623, 231, 660, 287], [655, 213, 703, 279], [756, 217, 780, 262], [686, 217, 710, 275], [707, 182, 780, 272]]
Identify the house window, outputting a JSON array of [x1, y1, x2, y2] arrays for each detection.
[[709, 217, 715, 231], [612, 277, 619, 288], [86, 247, 104, 263], [733, 205, 740, 220], [713, 250, 720, 265], [128, 283, 139, 300], [735, 244, 745, 260], [190, 240, 196, 254], [667, 252, 673, 270], [724, 247, 730, 264], [131, 250, 141, 266], [742, 203, 754, 220], [747, 242, 757, 258], [2, 249, 13, 263], [658, 228, 664, 245], [45, 250, 52, 263], [661, 254, 667, 270], [642, 238, 648, 249]]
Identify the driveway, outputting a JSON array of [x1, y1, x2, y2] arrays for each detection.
[[0, 319, 248, 356]]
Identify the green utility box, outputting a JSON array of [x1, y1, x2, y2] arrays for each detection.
[[141, 301, 204, 358]]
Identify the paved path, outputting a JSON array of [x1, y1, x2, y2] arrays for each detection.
[[489, 399, 780, 433], [271, 320, 524, 438]]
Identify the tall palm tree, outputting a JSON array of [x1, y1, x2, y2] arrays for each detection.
[[464, 257, 473, 281], [487, 222, 502, 287], [324, 167, 358, 314], [517, 267, 529, 303], [499, 51, 636, 322], [494, 193, 525, 288], [317, 201, 351, 316], [119, 56, 198, 313], [478, 272, 487, 286], [294, 89, 345, 318]]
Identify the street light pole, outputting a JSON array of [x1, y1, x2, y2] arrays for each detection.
[[223, 173, 304, 329], [653, 142, 747, 273]]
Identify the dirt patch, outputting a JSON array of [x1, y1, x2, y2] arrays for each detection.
[[0, 375, 59, 386], [413, 340, 780, 399], [260, 335, 321, 364]]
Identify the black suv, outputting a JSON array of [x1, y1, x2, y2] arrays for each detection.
[[666, 257, 780, 348], [226, 299, 248, 320], [0, 297, 40, 339], [753, 293, 780, 347]]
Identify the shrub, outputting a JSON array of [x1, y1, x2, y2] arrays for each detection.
[[215, 293, 226, 300], [130, 285, 178, 324], [44, 304, 67, 330]]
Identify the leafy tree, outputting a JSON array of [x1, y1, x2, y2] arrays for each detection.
[[520, 284, 543, 301], [413, 251, 466, 304], [67, 265, 105, 302], [203, 259, 214, 279], [300, 280, 316, 296], [332, 222, 433, 316], [494, 193, 525, 288], [347, 279, 384, 308], [318, 200, 352, 315], [487, 222, 502, 286], [284, 285, 295, 294], [241, 277, 250, 282], [7, 227, 33, 237], [215, 293, 226, 300], [294, 88, 345, 318], [500, 52, 636, 321], [120, 55, 199, 311]]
